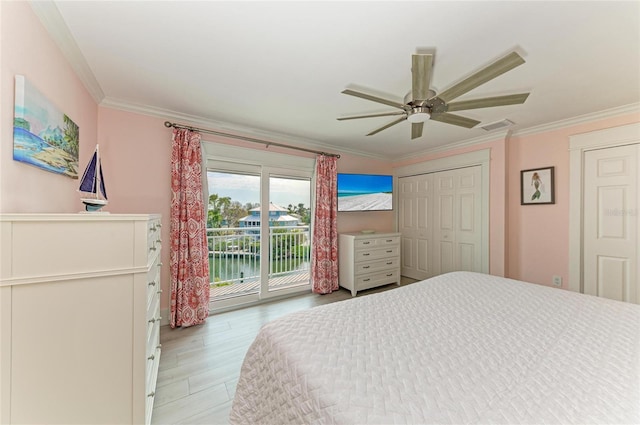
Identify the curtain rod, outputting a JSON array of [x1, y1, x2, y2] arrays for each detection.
[[164, 121, 340, 158]]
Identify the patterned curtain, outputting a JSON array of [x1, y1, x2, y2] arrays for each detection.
[[169, 128, 210, 328], [311, 155, 339, 294]]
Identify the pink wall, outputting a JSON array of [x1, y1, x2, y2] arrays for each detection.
[[97, 108, 173, 310], [507, 112, 640, 287], [0, 1, 98, 213]]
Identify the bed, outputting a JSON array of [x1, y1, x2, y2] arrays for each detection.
[[229, 272, 640, 424]]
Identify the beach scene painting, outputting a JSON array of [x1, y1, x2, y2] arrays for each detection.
[[337, 173, 393, 211], [13, 75, 79, 178]]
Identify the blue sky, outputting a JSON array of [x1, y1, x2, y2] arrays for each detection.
[[337, 173, 392, 195], [207, 172, 310, 207]]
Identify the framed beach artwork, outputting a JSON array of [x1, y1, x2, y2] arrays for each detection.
[[13, 75, 79, 178], [521, 166, 555, 205]]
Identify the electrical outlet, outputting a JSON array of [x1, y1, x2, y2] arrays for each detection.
[[552, 275, 562, 287]]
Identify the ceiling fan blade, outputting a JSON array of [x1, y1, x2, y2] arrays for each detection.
[[341, 89, 406, 109], [411, 122, 424, 140], [412, 54, 433, 101], [437, 52, 526, 103], [447, 93, 530, 111], [366, 116, 406, 136], [337, 111, 406, 121], [431, 112, 480, 129]]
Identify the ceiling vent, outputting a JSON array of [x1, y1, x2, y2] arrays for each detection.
[[480, 119, 514, 131]]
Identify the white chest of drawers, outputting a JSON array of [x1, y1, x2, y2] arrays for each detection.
[[0, 214, 162, 425], [338, 232, 401, 296]]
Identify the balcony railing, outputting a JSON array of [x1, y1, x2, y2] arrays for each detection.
[[207, 225, 311, 299]]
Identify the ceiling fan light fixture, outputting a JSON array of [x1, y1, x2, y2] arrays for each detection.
[[407, 106, 431, 123]]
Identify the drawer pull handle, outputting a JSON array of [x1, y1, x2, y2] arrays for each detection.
[[157, 344, 162, 349], [363, 278, 370, 282], [386, 239, 393, 242], [148, 281, 156, 286], [147, 391, 155, 398], [149, 246, 157, 251], [386, 262, 393, 265], [149, 318, 156, 324], [147, 354, 155, 361], [158, 262, 163, 267], [363, 241, 370, 245], [363, 253, 370, 256], [157, 223, 162, 228], [387, 273, 393, 277], [157, 289, 163, 294], [363, 266, 370, 269], [150, 226, 157, 232], [386, 250, 392, 253], [156, 239, 161, 243]]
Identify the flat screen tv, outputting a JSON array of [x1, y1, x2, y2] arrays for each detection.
[[337, 173, 393, 212]]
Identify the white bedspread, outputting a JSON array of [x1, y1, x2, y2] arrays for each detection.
[[229, 272, 640, 424]]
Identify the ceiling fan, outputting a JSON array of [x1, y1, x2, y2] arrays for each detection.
[[338, 51, 530, 139]]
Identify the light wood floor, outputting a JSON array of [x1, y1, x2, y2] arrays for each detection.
[[151, 277, 418, 425]]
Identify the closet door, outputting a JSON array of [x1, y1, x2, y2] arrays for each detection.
[[583, 143, 639, 303], [433, 166, 482, 275], [398, 174, 433, 280]]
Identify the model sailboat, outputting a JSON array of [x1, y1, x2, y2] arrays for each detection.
[[79, 144, 108, 212]]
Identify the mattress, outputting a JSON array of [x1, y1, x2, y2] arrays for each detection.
[[229, 272, 640, 424]]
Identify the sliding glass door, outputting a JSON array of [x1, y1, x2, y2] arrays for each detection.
[[264, 175, 311, 295], [205, 150, 313, 311]]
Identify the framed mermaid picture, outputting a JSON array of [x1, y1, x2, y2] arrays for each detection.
[[521, 166, 555, 205]]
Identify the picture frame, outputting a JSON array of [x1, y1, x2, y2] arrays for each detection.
[[13, 75, 79, 178], [521, 166, 555, 205]]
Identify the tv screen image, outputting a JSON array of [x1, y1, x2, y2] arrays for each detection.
[[337, 173, 393, 212]]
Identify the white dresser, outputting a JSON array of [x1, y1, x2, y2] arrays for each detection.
[[338, 232, 401, 296], [0, 214, 162, 425]]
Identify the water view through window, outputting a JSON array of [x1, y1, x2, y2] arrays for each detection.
[[207, 171, 311, 300]]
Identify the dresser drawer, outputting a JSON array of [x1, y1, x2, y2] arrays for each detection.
[[146, 260, 161, 310], [145, 345, 161, 425], [147, 296, 161, 328], [354, 236, 400, 249], [146, 319, 160, 372], [355, 270, 400, 291], [354, 258, 399, 275], [354, 246, 399, 262]]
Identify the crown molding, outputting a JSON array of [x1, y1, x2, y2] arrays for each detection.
[[511, 102, 640, 138], [393, 130, 510, 162], [392, 102, 640, 162], [100, 97, 386, 160], [29, 0, 105, 104]]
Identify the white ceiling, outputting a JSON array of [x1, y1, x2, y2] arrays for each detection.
[[39, 1, 640, 160]]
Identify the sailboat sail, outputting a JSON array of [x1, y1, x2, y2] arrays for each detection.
[[79, 145, 108, 212], [79, 151, 97, 194], [98, 159, 107, 199], [79, 149, 107, 199]]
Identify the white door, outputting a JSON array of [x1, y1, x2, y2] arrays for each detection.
[[398, 175, 433, 280], [583, 143, 639, 303], [433, 166, 483, 275], [398, 166, 483, 279]]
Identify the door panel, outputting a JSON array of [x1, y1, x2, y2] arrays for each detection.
[[398, 175, 432, 280], [433, 166, 482, 276], [583, 144, 638, 303]]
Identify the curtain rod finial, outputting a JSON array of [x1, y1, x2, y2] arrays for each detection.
[[164, 121, 173, 128]]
